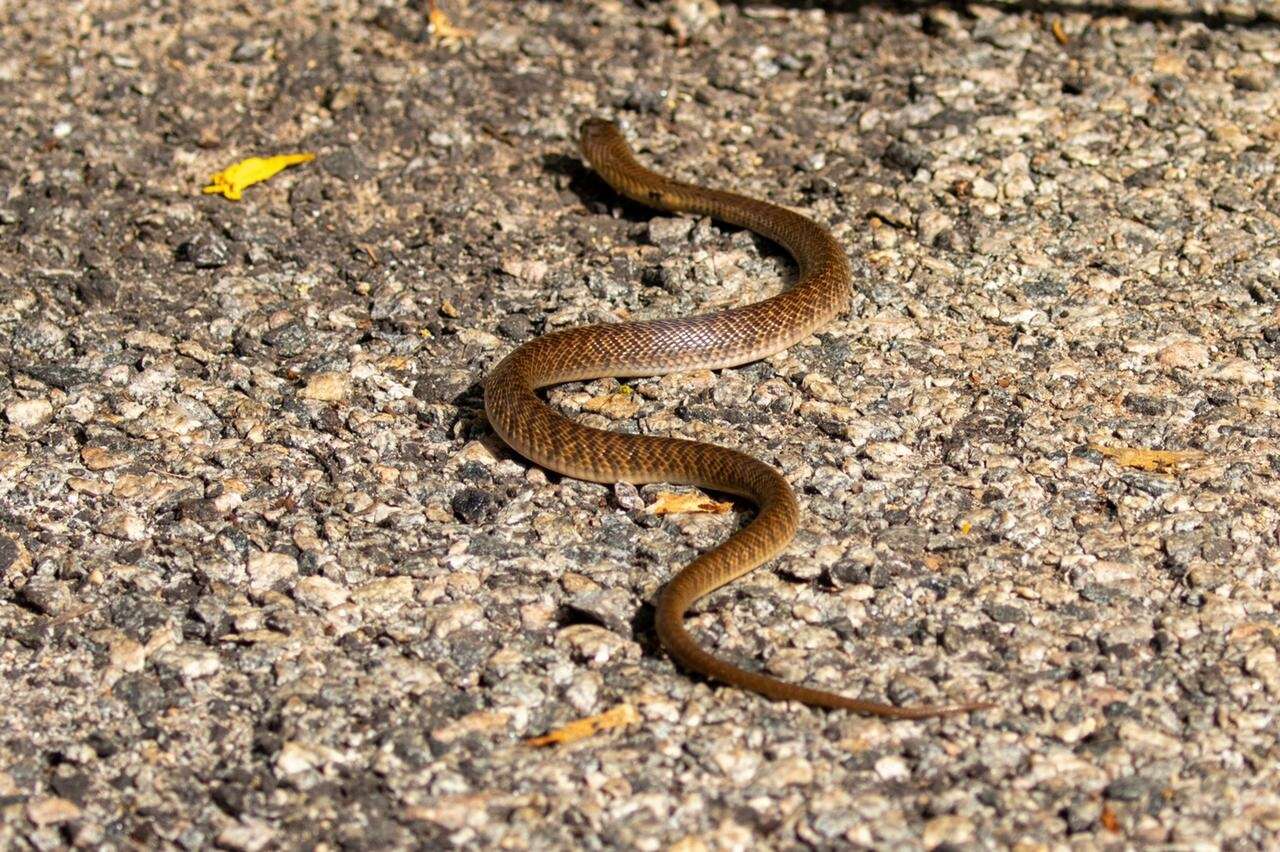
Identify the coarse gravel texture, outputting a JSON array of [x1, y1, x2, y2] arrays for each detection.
[[2, 0, 1280, 849]]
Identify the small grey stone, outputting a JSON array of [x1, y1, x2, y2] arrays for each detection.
[[19, 578, 73, 616], [49, 769, 91, 805], [231, 39, 270, 62], [519, 36, 555, 58], [622, 84, 670, 115], [16, 364, 94, 390], [612, 481, 643, 511], [869, 200, 913, 228], [451, 487, 493, 524], [0, 537, 19, 576], [1104, 775, 1153, 802], [882, 141, 927, 172], [1065, 798, 1100, 833], [647, 217, 695, 247], [321, 149, 368, 182], [13, 320, 67, 353], [498, 314, 533, 341], [916, 210, 953, 246], [178, 233, 231, 269], [567, 588, 634, 638], [1080, 584, 1118, 604], [111, 674, 168, 716], [1121, 472, 1178, 496], [1123, 393, 1167, 415], [828, 559, 870, 588], [984, 603, 1027, 624], [261, 321, 310, 356], [875, 526, 929, 553], [77, 272, 119, 306], [413, 370, 469, 404], [1212, 185, 1253, 212]]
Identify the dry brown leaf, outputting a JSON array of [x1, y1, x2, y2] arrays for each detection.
[[525, 703, 639, 747], [649, 491, 733, 516], [1091, 444, 1203, 472]]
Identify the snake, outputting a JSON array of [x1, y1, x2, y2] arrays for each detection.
[[484, 118, 990, 718]]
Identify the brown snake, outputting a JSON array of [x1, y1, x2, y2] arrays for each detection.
[[484, 119, 990, 718]]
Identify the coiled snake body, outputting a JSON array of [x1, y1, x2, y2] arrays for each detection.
[[484, 119, 988, 718]]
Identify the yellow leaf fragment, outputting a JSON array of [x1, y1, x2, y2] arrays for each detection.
[[1050, 18, 1069, 45], [203, 152, 316, 200], [649, 491, 734, 516], [427, 0, 474, 44], [1091, 444, 1203, 472], [525, 703, 639, 747]]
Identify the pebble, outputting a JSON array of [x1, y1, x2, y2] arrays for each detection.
[[648, 217, 695, 246], [1104, 776, 1154, 802], [99, 511, 147, 541], [81, 446, 132, 470], [567, 588, 635, 638], [300, 371, 350, 402], [4, 398, 52, 428], [216, 820, 276, 852], [294, 575, 349, 609], [247, 551, 298, 592], [451, 487, 493, 523], [26, 797, 81, 826], [19, 578, 73, 616], [1156, 338, 1210, 369], [353, 576, 415, 610], [178, 232, 231, 269], [922, 815, 975, 847], [916, 210, 953, 246], [874, 756, 910, 782]]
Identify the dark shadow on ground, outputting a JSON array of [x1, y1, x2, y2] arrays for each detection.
[[542, 152, 659, 226], [543, 149, 799, 269], [725, 0, 1278, 28]]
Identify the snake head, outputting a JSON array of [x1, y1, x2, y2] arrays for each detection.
[[580, 117, 621, 149]]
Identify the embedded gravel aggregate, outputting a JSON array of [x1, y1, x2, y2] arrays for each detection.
[[2, 0, 1280, 849]]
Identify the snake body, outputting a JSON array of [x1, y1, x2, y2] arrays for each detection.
[[484, 119, 988, 718]]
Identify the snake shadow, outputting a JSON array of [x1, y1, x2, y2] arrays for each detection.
[[448, 381, 579, 490], [543, 152, 654, 225], [543, 151, 798, 268]]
